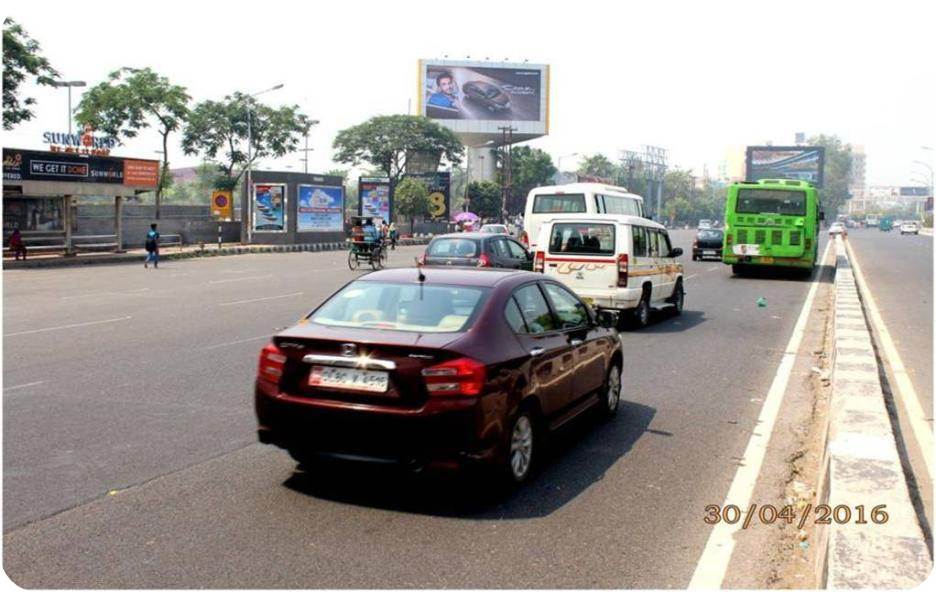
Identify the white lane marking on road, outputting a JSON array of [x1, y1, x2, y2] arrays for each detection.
[[218, 292, 304, 307], [846, 240, 933, 479], [208, 274, 274, 285], [60, 288, 151, 300], [4, 316, 133, 338], [688, 239, 832, 589], [708, 266, 721, 272], [201, 335, 272, 350], [3, 381, 46, 392], [685, 274, 699, 280]]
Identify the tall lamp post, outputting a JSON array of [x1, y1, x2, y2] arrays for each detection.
[[244, 83, 284, 244], [298, 119, 320, 174], [50, 80, 86, 135]]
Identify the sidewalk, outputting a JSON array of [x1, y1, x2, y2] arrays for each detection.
[[2, 238, 430, 269]]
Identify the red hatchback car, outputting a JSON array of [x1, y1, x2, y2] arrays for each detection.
[[255, 267, 622, 484]]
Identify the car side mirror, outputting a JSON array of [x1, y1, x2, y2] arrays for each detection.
[[596, 309, 618, 329], [670, 247, 683, 258]]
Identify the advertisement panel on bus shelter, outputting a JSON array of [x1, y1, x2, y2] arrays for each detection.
[[252, 184, 286, 232], [297, 184, 343, 232]]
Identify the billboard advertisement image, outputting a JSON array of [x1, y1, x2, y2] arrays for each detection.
[[746, 146, 825, 187], [252, 184, 286, 232], [405, 171, 451, 220], [359, 177, 391, 222], [298, 184, 344, 232], [423, 64, 542, 122]]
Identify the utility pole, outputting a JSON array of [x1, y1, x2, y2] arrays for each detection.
[[298, 120, 320, 174], [642, 145, 668, 220], [498, 126, 516, 223]]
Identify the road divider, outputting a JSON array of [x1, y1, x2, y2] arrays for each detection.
[[814, 236, 931, 588]]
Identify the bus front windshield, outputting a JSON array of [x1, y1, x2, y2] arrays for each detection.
[[736, 189, 807, 216]]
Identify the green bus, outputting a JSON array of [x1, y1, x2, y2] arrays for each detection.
[[722, 179, 822, 274]]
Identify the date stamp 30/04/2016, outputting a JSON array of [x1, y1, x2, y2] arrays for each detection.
[[703, 504, 889, 530]]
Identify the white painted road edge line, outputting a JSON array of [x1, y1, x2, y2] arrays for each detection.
[[218, 292, 304, 307], [208, 274, 274, 285], [845, 240, 933, 480], [200, 335, 273, 350], [3, 381, 46, 392], [688, 240, 832, 589], [4, 316, 133, 338]]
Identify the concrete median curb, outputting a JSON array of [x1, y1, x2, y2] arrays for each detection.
[[3, 238, 431, 269], [817, 236, 932, 588]]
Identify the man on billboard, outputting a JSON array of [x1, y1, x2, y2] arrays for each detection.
[[427, 72, 461, 112]]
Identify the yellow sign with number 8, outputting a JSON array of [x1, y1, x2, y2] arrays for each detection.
[[428, 192, 446, 218]]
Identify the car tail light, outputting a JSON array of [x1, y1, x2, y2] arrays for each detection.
[[617, 253, 629, 287], [258, 342, 287, 383], [519, 231, 529, 247], [478, 253, 491, 267], [533, 251, 545, 273], [421, 357, 487, 396]]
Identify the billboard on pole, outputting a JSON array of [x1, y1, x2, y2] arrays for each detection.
[[746, 146, 825, 187], [359, 177, 391, 222], [418, 60, 549, 145]]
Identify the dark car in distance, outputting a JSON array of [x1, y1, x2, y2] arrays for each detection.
[[462, 81, 512, 112], [255, 267, 623, 484], [692, 228, 724, 261], [419, 232, 532, 270]]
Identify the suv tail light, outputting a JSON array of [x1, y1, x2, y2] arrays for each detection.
[[421, 357, 487, 396], [533, 251, 545, 273], [617, 253, 629, 287], [258, 342, 287, 383], [519, 231, 529, 247], [477, 253, 491, 267]]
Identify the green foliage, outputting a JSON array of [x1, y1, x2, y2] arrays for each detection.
[[497, 146, 557, 214], [577, 153, 617, 180], [3, 18, 59, 129], [161, 162, 224, 205], [466, 180, 502, 219], [181, 92, 312, 188], [807, 134, 854, 217], [393, 177, 430, 227], [333, 115, 464, 184]]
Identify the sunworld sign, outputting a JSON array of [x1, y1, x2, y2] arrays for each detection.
[[42, 125, 118, 156]]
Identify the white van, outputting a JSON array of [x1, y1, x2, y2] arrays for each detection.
[[520, 183, 645, 250], [532, 214, 684, 328]]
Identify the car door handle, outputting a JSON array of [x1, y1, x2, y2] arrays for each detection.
[[569, 338, 583, 347], [529, 347, 545, 357]]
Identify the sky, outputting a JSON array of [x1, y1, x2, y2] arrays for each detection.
[[5, 0, 935, 187]]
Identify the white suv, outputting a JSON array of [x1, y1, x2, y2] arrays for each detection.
[[900, 221, 920, 235], [532, 214, 685, 328]]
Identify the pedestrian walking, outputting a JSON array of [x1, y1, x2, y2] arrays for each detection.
[[388, 222, 398, 250], [8, 228, 27, 260], [144, 223, 160, 269]]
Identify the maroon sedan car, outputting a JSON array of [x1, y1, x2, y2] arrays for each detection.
[[255, 267, 622, 484]]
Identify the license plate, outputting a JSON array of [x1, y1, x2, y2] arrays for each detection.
[[308, 366, 389, 393], [703, 250, 716, 255], [759, 257, 774, 264], [733, 244, 761, 256]]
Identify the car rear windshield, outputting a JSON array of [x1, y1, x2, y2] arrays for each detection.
[[548, 223, 615, 255], [532, 194, 587, 214], [427, 238, 480, 258], [310, 282, 487, 333], [736, 189, 807, 216], [597, 194, 643, 216], [698, 229, 723, 240]]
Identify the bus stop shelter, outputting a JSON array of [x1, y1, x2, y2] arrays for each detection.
[[3, 148, 159, 255]]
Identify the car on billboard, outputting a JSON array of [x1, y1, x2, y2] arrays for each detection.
[[462, 81, 512, 112]]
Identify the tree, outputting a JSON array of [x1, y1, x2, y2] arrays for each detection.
[[76, 67, 190, 218], [3, 18, 58, 129], [497, 146, 557, 214], [332, 115, 464, 186], [808, 134, 854, 217], [577, 153, 618, 180], [466, 180, 502, 219], [393, 176, 429, 232], [182, 92, 312, 191]]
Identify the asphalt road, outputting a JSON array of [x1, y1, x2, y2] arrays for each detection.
[[3, 231, 830, 587], [846, 228, 933, 415]]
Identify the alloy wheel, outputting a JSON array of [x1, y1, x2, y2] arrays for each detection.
[[509, 415, 534, 481]]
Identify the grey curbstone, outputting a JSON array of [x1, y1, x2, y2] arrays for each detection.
[[817, 236, 932, 588]]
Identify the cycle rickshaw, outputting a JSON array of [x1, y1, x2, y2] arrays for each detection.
[[347, 215, 388, 270]]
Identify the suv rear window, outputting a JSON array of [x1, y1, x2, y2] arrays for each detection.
[[548, 223, 615, 256], [311, 282, 487, 333], [532, 194, 586, 214], [427, 238, 479, 258]]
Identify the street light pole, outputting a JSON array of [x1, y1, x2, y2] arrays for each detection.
[[50, 80, 86, 134], [298, 120, 320, 174], [243, 83, 284, 244]]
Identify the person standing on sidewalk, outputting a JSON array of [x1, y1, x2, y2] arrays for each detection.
[[8, 228, 27, 260], [144, 223, 160, 269], [388, 221, 398, 250]]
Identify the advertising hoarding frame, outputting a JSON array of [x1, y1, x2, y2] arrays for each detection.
[[745, 145, 826, 188], [404, 171, 451, 220], [252, 183, 287, 233], [3, 147, 159, 188], [297, 183, 344, 233], [358, 177, 392, 222]]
